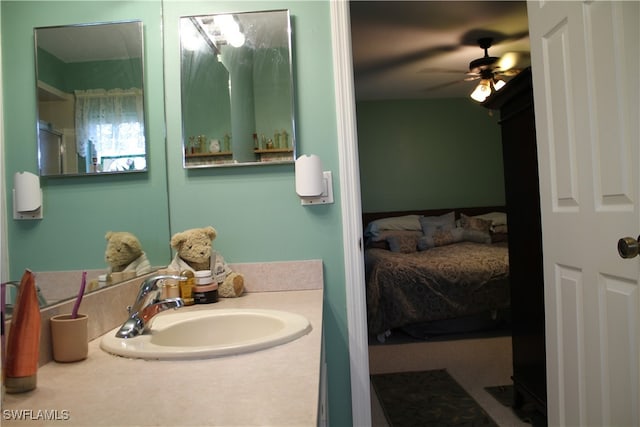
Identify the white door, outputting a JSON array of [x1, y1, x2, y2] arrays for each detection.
[[527, 1, 639, 425]]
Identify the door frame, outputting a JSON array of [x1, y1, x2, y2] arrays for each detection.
[[329, 1, 372, 425]]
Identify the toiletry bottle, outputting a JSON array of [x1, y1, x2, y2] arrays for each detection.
[[274, 131, 281, 148], [159, 269, 180, 299], [193, 270, 218, 304], [165, 282, 180, 299], [179, 270, 195, 306], [98, 274, 107, 288], [4, 270, 41, 393]]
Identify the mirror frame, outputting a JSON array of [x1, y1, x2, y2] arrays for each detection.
[[34, 20, 148, 177], [179, 9, 297, 168]]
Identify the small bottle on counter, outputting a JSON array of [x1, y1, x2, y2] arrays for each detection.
[[98, 274, 108, 288], [165, 282, 180, 299], [178, 270, 195, 306], [159, 269, 180, 299], [193, 270, 218, 304]]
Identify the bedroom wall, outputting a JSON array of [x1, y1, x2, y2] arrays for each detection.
[[356, 98, 505, 212]]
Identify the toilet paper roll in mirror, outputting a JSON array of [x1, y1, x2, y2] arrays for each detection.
[[14, 172, 42, 212], [295, 155, 324, 197]]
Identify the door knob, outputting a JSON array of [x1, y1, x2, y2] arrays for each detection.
[[618, 236, 640, 259]]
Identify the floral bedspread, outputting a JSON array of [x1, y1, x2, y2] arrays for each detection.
[[365, 241, 510, 335]]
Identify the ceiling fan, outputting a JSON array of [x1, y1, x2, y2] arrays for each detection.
[[465, 37, 521, 101], [424, 37, 523, 102]]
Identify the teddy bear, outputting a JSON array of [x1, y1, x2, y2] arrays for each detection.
[[167, 226, 244, 298], [104, 231, 152, 276]]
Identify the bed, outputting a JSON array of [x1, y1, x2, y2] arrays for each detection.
[[363, 206, 511, 341]]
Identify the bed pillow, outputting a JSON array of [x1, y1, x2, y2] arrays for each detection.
[[387, 233, 421, 253], [473, 212, 507, 227], [369, 229, 423, 243], [492, 224, 508, 234], [460, 213, 491, 232], [419, 211, 456, 238], [364, 215, 422, 239], [418, 227, 464, 250], [462, 230, 492, 244], [460, 213, 492, 244]]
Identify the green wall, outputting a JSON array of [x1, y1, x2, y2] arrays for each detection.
[[182, 48, 232, 143], [357, 98, 506, 212], [2, 1, 171, 273], [38, 46, 143, 92], [65, 58, 143, 91], [35, 48, 67, 90], [253, 47, 295, 140], [2, 1, 351, 425]]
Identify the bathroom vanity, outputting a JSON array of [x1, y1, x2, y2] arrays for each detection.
[[3, 262, 324, 426]]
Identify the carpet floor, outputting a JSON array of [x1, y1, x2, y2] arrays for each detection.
[[371, 369, 499, 427]]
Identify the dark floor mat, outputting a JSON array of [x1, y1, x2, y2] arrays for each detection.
[[371, 369, 498, 427]]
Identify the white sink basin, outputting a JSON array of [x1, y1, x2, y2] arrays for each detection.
[[100, 308, 311, 360]]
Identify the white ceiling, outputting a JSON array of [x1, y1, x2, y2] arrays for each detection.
[[36, 22, 143, 63], [36, 4, 529, 100], [36, 12, 288, 66], [349, 1, 530, 100]]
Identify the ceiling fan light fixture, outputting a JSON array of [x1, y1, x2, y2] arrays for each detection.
[[470, 79, 491, 102], [493, 79, 506, 91]]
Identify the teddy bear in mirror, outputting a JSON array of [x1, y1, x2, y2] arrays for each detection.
[[104, 231, 152, 279]]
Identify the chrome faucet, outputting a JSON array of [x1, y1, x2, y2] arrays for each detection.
[[115, 274, 186, 338]]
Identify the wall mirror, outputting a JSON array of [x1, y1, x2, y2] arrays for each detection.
[[180, 9, 296, 168], [34, 21, 148, 176]]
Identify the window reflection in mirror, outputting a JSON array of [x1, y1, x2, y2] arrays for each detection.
[[180, 10, 296, 168], [34, 21, 147, 176]]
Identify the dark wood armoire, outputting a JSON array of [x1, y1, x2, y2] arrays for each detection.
[[483, 67, 547, 419]]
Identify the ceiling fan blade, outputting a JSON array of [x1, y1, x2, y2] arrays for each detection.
[[353, 44, 461, 78], [459, 29, 529, 48], [496, 52, 520, 72], [423, 79, 467, 93], [418, 67, 465, 74], [496, 68, 522, 77]]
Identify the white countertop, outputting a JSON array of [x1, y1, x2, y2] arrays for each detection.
[[3, 290, 323, 426]]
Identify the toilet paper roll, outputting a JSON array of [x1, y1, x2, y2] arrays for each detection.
[[295, 155, 324, 197], [14, 172, 41, 212]]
